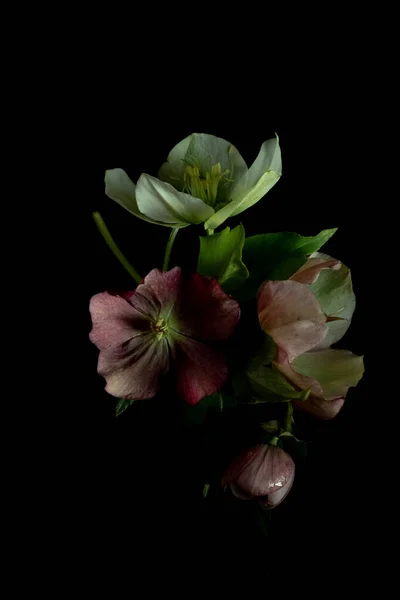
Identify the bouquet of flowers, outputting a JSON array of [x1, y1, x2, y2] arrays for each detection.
[[89, 133, 364, 522]]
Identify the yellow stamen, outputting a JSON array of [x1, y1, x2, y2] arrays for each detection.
[[151, 318, 168, 341], [183, 161, 229, 207]]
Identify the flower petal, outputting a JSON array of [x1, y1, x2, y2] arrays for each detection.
[[292, 349, 364, 399], [136, 174, 214, 226], [290, 252, 341, 285], [222, 447, 261, 486], [230, 484, 253, 500], [98, 334, 169, 400], [258, 280, 327, 361], [204, 135, 281, 231], [236, 445, 294, 497], [89, 292, 150, 350], [158, 135, 192, 190], [185, 133, 248, 202], [128, 267, 182, 323], [172, 273, 240, 342], [174, 335, 229, 405], [105, 168, 173, 227], [295, 395, 345, 420], [309, 261, 356, 348], [275, 348, 364, 419], [260, 468, 295, 509]]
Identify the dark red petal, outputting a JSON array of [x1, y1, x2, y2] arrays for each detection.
[[175, 273, 240, 341], [174, 334, 229, 405]]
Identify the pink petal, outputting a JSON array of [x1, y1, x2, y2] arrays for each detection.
[[274, 350, 345, 420], [290, 252, 341, 284], [128, 267, 182, 321], [174, 273, 240, 341], [174, 334, 229, 405], [97, 334, 170, 400], [257, 280, 327, 361], [222, 446, 261, 486], [294, 396, 345, 420], [260, 467, 295, 509], [230, 484, 253, 500], [89, 292, 151, 350], [236, 445, 294, 497]]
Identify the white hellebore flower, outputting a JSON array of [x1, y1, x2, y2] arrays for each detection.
[[105, 133, 282, 231]]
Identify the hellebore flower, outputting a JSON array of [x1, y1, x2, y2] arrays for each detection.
[[105, 133, 281, 231], [222, 444, 295, 509], [89, 267, 240, 405], [256, 254, 364, 419]]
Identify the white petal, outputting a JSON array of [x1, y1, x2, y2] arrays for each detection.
[[136, 174, 214, 226], [158, 135, 192, 190], [105, 168, 175, 228], [204, 136, 282, 231]]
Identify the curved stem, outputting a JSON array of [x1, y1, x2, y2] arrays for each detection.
[[163, 227, 179, 271], [92, 211, 142, 283]]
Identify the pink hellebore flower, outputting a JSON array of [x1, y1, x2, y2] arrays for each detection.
[[222, 444, 295, 509], [89, 267, 240, 405], [257, 253, 364, 419]]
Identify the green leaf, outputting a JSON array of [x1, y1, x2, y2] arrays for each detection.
[[181, 392, 224, 426], [238, 228, 337, 301], [116, 398, 135, 417], [197, 224, 249, 293]]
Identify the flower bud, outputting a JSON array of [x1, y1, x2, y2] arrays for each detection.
[[222, 444, 295, 509]]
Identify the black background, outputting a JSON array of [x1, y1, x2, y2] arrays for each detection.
[[71, 112, 372, 588]]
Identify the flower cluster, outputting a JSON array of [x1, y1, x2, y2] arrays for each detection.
[[89, 133, 364, 519]]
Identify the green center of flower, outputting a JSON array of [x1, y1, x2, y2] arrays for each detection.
[[183, 161, 230, 207], [151, 317, 169, 341]]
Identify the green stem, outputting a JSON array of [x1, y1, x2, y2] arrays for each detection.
[[163, 227, 179, 271], [284, 402, 293, 433], [92, 211, 142, 283]]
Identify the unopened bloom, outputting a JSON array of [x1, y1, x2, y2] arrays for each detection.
[[222, 444, 295, 509], [105, 133, 281, 231], [89, 267, 240, 405], [256, 254, 364, 419]]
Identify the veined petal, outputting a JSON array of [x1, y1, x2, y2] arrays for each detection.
[[89, 292, 151, 350], [136, 174, 214, 226], [172, 273, 240, 342], [129, 267, 182, 322], [258, 280, 327, 361], [105, 168, 174, 227], [222, 447, 261, 486], [260, 468, 295, 509], [204, 136, 281, 230], [158, 135, 192, 190], [174, 335, 229, 405], [185, 133, 248, 202], [98, 334, 170, 400]]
